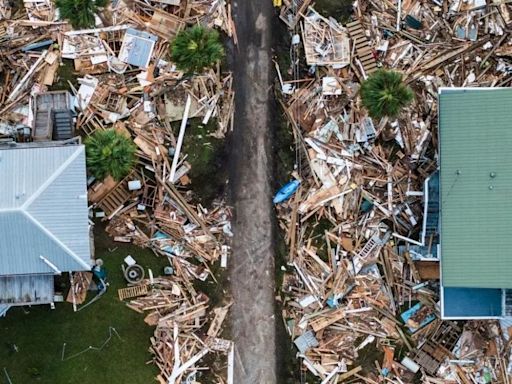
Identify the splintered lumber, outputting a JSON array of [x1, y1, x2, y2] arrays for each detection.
[[310, 309, 345, 332], [8, 51, 48, 101], [157, 176, 211, 235], [207, 304, 231, 337], [66, 272, 93, 305], [338, 366, 363, 381], [1, 4, 236, 384], [168, 347, 209, 383], [274, 1, 512, 382]]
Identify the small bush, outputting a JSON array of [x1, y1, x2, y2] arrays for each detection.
[[56, 0, 107, 29], [85, 129, 136, 181], [360, 69, 414, 119], [170, 26, 224, 74]]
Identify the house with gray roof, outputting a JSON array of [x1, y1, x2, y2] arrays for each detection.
[[0, 141, 93, 308]]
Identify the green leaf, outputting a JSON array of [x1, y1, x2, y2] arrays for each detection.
[[85, 129, 136, 181], [56, 0, 109, 28], [170, 26, 224, 74], [360, 69, 414, 119]]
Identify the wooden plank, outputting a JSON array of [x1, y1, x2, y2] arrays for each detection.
[[338, 366, 362, 380], [310, 309, 345, 332]]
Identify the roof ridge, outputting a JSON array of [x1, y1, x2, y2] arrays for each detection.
[[21, 146, 84, 211], [22, 210, 91, 271]]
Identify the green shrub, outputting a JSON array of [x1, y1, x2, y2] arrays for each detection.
[[56, 0, 107, 29], [360, 69, 414, 119], [85, 129, 136, 181], [170, 26, 224, 74]]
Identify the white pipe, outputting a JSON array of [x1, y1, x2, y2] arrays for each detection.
[[168, 348, 209, 383], [40, 255, 62, 275], [170, 95, 192, 183], [392, 232, 424, 246], [227, 344, 234, 384]]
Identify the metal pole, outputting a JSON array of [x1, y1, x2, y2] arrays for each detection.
[[3, 367, 13, 384]]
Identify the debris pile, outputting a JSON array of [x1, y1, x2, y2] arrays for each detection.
[[0, 0, 234, 382], [120, 277, 233, 384], [276, 0, 512, 382], [0, 1, 235, 140]]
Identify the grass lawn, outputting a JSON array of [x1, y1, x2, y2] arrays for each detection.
[[0, 224, 170, 384], [178, 118, 227, 206]]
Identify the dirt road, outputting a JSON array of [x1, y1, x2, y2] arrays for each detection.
[[229, 0, 277, 383]]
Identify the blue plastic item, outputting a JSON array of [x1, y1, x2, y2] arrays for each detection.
[[93, 265, 107, 290], [273, 180, 300, 204], [21, 39, 54, 52], [326, 295, 338, 308]]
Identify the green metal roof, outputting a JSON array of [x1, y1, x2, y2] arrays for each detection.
[[440, 88, 512, 289]]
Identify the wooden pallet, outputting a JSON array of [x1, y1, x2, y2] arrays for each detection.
[[77, 108, 106, 136], [347, 20, 378, 75], [118, 284, 149, 301], [97, 172, 134, 216]]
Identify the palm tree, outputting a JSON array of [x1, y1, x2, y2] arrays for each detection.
[[170, 26, 224, 74], [85, 129, 136, 181], [56, 0, 108, 29], [360, 70, 414, 119]]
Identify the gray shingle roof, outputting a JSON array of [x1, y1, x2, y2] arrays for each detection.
[[0, 144, 92, 275]]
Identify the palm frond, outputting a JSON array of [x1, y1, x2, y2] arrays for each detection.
[[56, 0, 107, 28], [170, 26, 224, 74], [360, 70, 414, 119], [85, 129, 136, 181]]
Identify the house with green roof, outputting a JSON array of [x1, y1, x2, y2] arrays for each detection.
[[439, 87, 512, 319]]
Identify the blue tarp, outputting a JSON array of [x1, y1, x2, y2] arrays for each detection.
[[152, 230, 180, 256]]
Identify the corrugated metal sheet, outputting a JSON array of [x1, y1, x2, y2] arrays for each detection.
[[0, 274, 54, 305], [118, 28, 158, 68], [0, 145, 77, 209], [439, 88, 512, 289], [500, 317, 512, 340], [0, 144, 92, 275]]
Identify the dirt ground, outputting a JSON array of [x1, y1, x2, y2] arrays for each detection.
[[228, 1, 278, 382]]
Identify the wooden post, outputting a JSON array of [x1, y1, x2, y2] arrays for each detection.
[[170, 95, 192, 183]]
